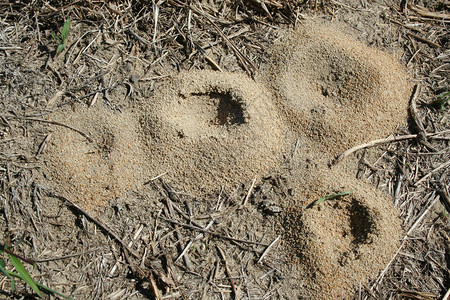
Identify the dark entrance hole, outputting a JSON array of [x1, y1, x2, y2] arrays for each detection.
[[192, 92, 245, 126], [349, 200, 376, 245]]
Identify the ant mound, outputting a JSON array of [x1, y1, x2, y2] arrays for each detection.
[[280, 167, 401, 299], [140, 70, 288, 191], [262, 20, 411, 155], [43, 105, 147, 212]]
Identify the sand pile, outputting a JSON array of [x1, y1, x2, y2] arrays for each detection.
[[281, 166, 401, 299], [262, 20, 411, 154], [139, 70, 288, 190], [43, 106, 146, 211], [42, 19, 411, 299]]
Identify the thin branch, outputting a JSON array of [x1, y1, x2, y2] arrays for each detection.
[[407, 32, 441, 48], [439, 186, 450, 213], [34, 247, 103, 262], [332, 130, 450, 165], [442, 286, 450, 300], [217, 246, 239, 300], [16, 117, 93, 143], [415, 160, 450, 186], [47, 191, 139, 258], [159, 217, 269, 247], [368, 194, 440, 296], [242, 177, 257, 206], [196, 7, 256, 76], [257, 235, 280, 264], [409, 84, 426, 138], [409, 84, 438, 151]]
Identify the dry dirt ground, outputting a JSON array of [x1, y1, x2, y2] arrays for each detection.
[[0, 0, 449, 299]]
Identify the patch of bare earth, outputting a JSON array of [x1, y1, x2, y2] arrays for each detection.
[[0, 1, 448, 300]]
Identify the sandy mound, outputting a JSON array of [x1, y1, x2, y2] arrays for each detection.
[[139, 70, 289, 191], [280, 166, 401, 299], [262, 20, 411, 154], [43, 105, 147, 211], [40, 19, 410, 299]]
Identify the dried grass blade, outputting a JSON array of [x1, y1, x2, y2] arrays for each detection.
[[199, 11, 256, 76], [408, 4, 450, 19], [257, 235, 280, 264]]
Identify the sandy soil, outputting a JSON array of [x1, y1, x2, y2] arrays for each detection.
[[0, 1, 448, 299]]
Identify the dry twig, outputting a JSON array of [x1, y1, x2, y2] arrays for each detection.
[[242, 177, 257, 206], [407, 32, 441, 48], [160, 217, 269, 247], [368, 193, 441, 296], [440, 186, 450, 213], [217, 246, 239, 300], [408, 4, 450, 20], [408, 84, 438, 151], [257, 235, 280, 264], [415, 160, 450, 186], [194, 7, 256, 76], [47, 191, 139, 258], [442, 287, 450, 300], [14, 116, 93, 142], [332, 130, 450, 165]]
